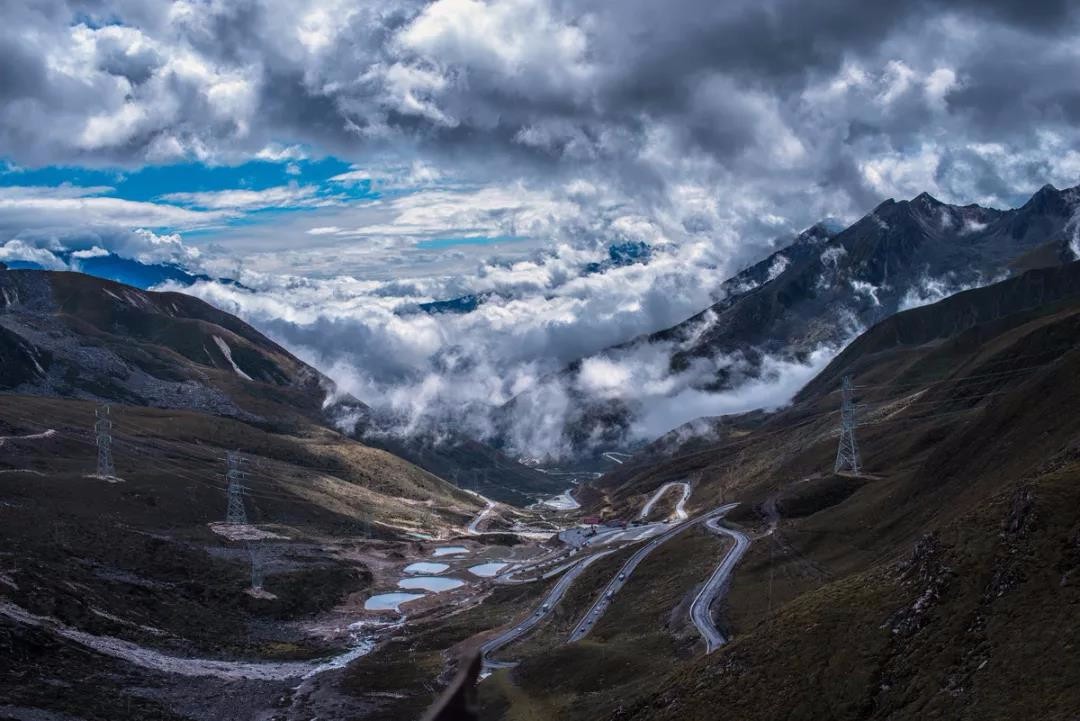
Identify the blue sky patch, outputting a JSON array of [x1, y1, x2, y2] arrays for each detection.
[[417, 235, 528, 250], [0, 157, 356, 201]]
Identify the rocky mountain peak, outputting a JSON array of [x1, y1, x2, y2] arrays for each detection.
[[1021, 182, 1070, 215], [911, 191, 944, 208]]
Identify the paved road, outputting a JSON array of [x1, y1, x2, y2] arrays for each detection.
[[638, 481, 691, 521], [466, 495, 497, 535], [480, 551, 614, 668], [601, 451, 632, 464], [567, 503, 739, 643], [496, 521, 668, 584], [690, 513, 751, 652]]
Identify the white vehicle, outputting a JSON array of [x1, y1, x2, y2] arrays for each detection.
[[618, 572, 626, 581]]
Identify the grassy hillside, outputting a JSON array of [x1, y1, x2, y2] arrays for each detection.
[[0, 394, 482, 719], [476, 261, 1080, 719]]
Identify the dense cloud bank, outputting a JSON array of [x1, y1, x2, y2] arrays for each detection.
[[168, 241, 851, 458], [4, 1, 1080, 214]]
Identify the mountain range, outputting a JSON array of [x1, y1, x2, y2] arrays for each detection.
[[500, 184, 1080, 459]]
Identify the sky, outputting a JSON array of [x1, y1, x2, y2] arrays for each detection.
[[2, 0, 1080, 457]]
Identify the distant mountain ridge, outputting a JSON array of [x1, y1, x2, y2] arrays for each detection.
[[3, 250, 250, 293], [501, 183, 1080, 459]]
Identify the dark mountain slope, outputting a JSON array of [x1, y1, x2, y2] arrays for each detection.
[[0, 269, 331, 428], [800, 258, 1080, 397], [480, 261, 1080, 719], [0, 267, 561, 504]]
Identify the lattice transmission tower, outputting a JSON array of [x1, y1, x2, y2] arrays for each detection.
[[834, 375, 862, 475], [95, 404, 114, 477], [224, 450, 247, 525]]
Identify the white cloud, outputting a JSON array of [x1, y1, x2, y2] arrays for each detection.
[[630, 345, 841, 441], [0, 239, 69, 269], [160, 184, 324, 210], [71, 246, 111, 259], [0, 227, 199, 269], [897, 271, 1002, 312], [396, 0, 594, 97], [256, 144, 309, 162], [0, 186, 229, 230]]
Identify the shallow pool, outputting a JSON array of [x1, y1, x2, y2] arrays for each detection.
[[364, 592, 425, 611], [432, 546, 470, 557], [467, 562, 507, 577], [403, 562, 449, 575], [397, 576, 465, 592]]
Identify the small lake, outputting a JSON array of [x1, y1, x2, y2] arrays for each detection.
[[403, 562, 449, 575], [432, 546, 470, 557], [364, 592, 425, 611], [467, 562, 507, 577], [397, 577, 465, 592]]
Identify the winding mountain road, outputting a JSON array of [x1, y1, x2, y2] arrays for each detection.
[[465, 495, 496, 535], [638, 481, 691, 521], [690, 513, 751, 652], [567, 503, 739, 643], [480, 551, 614, 668]]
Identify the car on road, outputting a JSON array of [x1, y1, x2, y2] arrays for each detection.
[[605, 590, 614, 600], [618, 572, 626, 580]]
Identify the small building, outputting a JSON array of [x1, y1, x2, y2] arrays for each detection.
[[581, 515, 601, 526]]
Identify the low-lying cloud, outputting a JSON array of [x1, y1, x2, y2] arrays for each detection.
[[165, 242, 852, 460]]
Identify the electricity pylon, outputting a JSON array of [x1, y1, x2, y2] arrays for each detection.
[[224, 450, 247, 525], [95, 404, 114, 477], [834, 375, 862, 475]]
